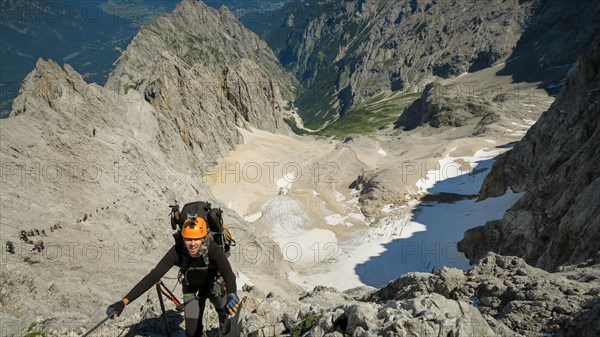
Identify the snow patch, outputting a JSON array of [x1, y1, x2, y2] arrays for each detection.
[[325, 213, 346, 226], [346, 195, 359, 206], [278, 229, 341, 266], [334, 191, 346, 202], [236, 271, 254, 291], [276, 173, 295, 195], [244, 212, 263, 222], [381, 204, 394, 214], [348, 212, 365, 222], [378, 148, 387, 156], [511, 122, 529, 128], [261, 197, 342, 267], [288, 147, 520, 290], [416, 148, 502, 195]]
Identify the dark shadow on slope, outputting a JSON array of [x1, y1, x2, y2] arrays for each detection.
[[355, 154, 519, 288], [495, 0, 599, 95], [495, 141, 519, 149], [560, 297, 600, 337], [124, 309, 184, 337]]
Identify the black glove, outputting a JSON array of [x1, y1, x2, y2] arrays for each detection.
[[225, 293, 240, 315], [106, 300, 125, 318]]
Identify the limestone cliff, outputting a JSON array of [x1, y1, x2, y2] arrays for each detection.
[[0, 1, 300, 331], [459, 39, 600, 270], [105, 0, 297, 170], [254, 0, 598, 127]]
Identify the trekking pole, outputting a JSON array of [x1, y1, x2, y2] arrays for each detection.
[[158, 281, 184, 312], [81, 316, 111, 337], [156, 283, 172, 337]]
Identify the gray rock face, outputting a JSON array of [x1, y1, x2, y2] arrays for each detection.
[[0, 2, 301, 332], [105, 0, 296, 170], [459, 39, 600, 270], [395, 82, 499, 131], [208, 289, 505, 337], [1, 57, 296, 337], [366, 253, 600, 337], [261, 0, 598, 125], [53, 254, 595, 337]]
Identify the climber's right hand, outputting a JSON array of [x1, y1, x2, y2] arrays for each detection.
[[226, 293, 240, 316], [106, 300, 126, 319]]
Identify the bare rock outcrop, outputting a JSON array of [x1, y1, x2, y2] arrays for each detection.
[[105, 0, 297, 170], [0, 2, 301, 333], [154, 254, 598, 337], [395, 82, 499, 131], [366, 253, 600, 337], [257, 0, 598, 125], [459, 39, 600, 270]]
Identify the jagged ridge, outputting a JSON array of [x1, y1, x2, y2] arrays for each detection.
[[459, 38, 600, 270], [105, 0, 297, 170]]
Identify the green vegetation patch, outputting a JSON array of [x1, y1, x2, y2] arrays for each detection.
[[315, 91, 422, 138], [291, 313, 322, 337], [23, 256, 39, 265], [284, 117, 307, 135], [24, 322, 46, 337]]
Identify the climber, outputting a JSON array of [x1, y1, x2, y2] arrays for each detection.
[[106, 217, 239, 337], [19, 230, 28, 242], [31, 240, 44, 252], [5, 241, 15, 254]]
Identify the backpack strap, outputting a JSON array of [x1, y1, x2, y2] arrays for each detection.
[[200, 234, 212, 266]]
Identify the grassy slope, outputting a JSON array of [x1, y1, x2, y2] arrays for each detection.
[[299, 91, 422, 138]]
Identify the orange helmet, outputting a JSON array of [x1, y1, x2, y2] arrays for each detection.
[[181, 217, 208, 239]]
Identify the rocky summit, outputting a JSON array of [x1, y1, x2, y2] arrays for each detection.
[[105, 0, 297, 171]]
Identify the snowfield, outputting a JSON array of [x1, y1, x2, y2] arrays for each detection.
[[287, 147, 524, 290]]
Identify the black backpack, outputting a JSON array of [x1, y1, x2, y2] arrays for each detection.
[[169, 201, 236, 255]]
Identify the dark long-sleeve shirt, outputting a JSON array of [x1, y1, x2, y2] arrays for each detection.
[[124, 242, 236, 303]]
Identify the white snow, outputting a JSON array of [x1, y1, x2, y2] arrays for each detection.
[[511, 122, 529, 128], [288, 147, 524, 291], [346, 195, 359, 206], [324, 213, 346, 226], [381, 204, 394, 214], [260, 196, 342, 267], [348, 212, 365, 222], [416, 148, 502, 195], [378, 148, 387, 156], [236, 271, 255, 291], [244, 212, 263, 222], [276, 172, 295, 195]]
